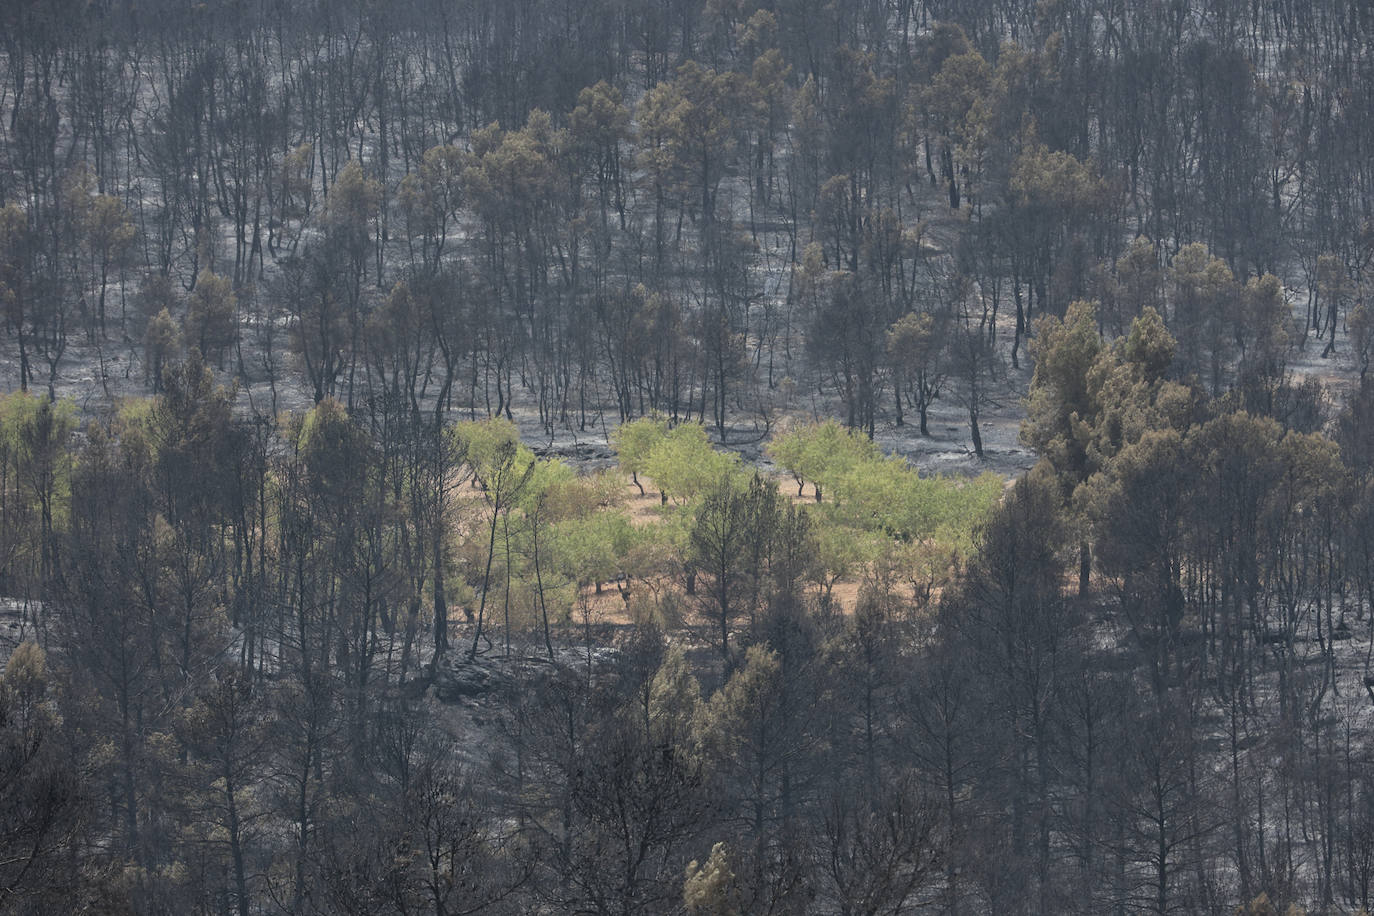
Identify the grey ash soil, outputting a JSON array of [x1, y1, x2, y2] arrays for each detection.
[[0, 300, 1040, 483]]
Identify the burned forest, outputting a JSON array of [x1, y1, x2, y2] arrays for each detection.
[[5, 1, 1374, 913]]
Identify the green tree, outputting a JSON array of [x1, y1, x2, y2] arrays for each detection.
[[283, 249, 350, 404], [555, 509, 636, 595], [1023, 299, 1104, 487], [1025, 302, 1195, 593], [455, 420, 536, 657], [690, 473, 755, 661], [742, 43, 791, 207], [765, 418, 876, 503], [921, 49, 991, 209], [1235, 273, 1292, 413], [143, 307, 180, 393], [1006, 135, 1107, 315], [764, 421, 809, 498], [690, 473, 780, 660], [611, 414, 669, 496], [570, 81, 631, 229], [637, 62, 740, 228], [1080, 428, 1193, 691], [643, 423, 739, 505], [465, 111, 567, 231], [1, 392, 77, 583], [321, 159, 383, 406], [1109, 236, 1164, 336], [397, 143, 469, 268], [273, 142, 314, 255], [185, 269, 238, 368], [695, 644, 816, 896], [514, 458, 579, 659], [886, 311, 945, 435], [1023, 299, 1103, 591], [947, 462, 1076, 908], [1167, 242, 1236, 393]]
